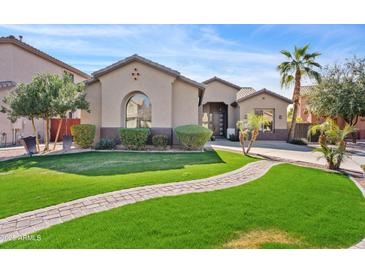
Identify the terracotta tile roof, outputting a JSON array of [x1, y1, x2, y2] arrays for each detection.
[[236, 87, 256, 100], [0, 81, 16, 89], [203, 76, 241, 90], [237, 88, 292, 104], [91, 54, 205, 90], [0, 35, 90, 79], [300, 85, 316, 96]]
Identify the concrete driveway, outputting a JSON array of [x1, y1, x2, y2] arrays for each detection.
[[206, 140, 365, 173]]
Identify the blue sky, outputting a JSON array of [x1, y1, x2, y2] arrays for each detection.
[[1, 24, 365, 97]]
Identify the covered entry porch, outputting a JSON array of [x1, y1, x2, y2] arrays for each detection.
[[201, 102, 228, 137]]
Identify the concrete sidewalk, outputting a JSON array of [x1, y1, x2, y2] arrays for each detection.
[[206, 140, 364, 173]]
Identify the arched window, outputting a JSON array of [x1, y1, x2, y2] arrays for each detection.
[[125, 93, 152, 128]]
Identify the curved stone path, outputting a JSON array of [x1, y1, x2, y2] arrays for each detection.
[[0, 159, 277, 244]]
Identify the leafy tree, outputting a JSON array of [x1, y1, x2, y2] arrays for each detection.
[[278, 45, 321, 141], [51, 73, 88, 150], [236, 112, 269, 155], [307, 57, 365, 142], [1, 83, 43, 151], [308, 118, 354, 170], [29, 74, 62, 151], [2, 73, 89, 152]]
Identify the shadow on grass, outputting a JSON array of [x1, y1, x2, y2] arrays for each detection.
[[0, 151, 226, 176]]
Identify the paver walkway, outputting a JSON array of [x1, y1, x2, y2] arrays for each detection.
[[0, 159, 277, 244]]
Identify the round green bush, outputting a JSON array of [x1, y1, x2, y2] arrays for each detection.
[[152, 134, 168, 150], [95, 138, 116, 150], [120, 128, 150, 150], [175, 125, 212, 150], [70, 124, 96, 148]]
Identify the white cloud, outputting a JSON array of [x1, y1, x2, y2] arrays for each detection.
[[0, 24, 141, 37], [3, 24, 358, 99]]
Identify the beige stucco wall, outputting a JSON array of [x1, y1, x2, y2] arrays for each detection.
[[202, 80, 240, 128], [0, 87, 45, 144], [172, 80, 199, 127], [238, 93, 290, 129], [0, 43, 88, 144], [0, 87, 14, 143], [81, 81, 102, 142], [97, 61, 176, 128], [0, 44, 86, 83]]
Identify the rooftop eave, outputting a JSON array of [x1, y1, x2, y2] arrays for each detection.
[[0, 37, 90, 79], [237, 89, 293, 104], [203, 76, 241, 90]]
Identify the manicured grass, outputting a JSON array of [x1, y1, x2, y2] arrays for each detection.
[[3, 164, 365, 249], [0, 150, 256, 219]]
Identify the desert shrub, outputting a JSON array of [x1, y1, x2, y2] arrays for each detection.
[[120, 128, 150, 150], [70, 124, 96, 148], [152, 134, 168, 150], [95, 138, 116, 150], [175, 125, 212, 150], [229, 133, 239, 142], [288, 138, 308, 146]]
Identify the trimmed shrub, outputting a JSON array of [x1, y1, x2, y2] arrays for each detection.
[[95, 138, 116, 150], [120, 128, 150, 150], [288, 138, 308, 146], [228, 133, 239, 142], [175, 125, 212, 150], [152, 134, 168, 150], [70, 124, 96, 148]]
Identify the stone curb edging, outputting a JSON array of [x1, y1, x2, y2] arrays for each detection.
[[0, 159, 278, 244], [349, 176, 365, 249]]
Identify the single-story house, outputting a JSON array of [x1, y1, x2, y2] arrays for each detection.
[[81, 54, 205, 144], [202, 77, 292, 140], [82, 54, 292, 144]]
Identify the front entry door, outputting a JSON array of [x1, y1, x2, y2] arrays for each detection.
[[203, 102, 228, 137], [212, 113, 224, 136]]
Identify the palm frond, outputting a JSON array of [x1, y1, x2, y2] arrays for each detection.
[[280, 74, 294, 88], [306, 61, 322, 68], [280, 50, 292, 59]]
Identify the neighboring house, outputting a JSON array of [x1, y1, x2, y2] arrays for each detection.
[[298, 85, 321, 124], [0, 35, 90, 145], [202, 77, 292, 140], [82, 55, 292, 143], [298, 85, 365, 139]]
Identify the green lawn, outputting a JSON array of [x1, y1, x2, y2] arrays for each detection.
[[2, 164, 365, 249], [0, 150, 256, 219]]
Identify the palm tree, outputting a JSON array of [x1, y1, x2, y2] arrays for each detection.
[[236, 113, 269, 155], [278, 45, 322, 141], [245, 113, 269, 154], [308, 118, 354, 170]]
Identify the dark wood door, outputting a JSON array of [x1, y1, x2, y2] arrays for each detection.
[[212, 113, 224, 136]]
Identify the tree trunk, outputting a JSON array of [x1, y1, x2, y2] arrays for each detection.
[[239, 131, 246, 155], [31, 117, 40, 152], [52, 118, 63, 150], [287, 69, 301, 141], [44, 116, 50, 152], [328, 161, 337, 170], [246, 130, 258, 154]]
